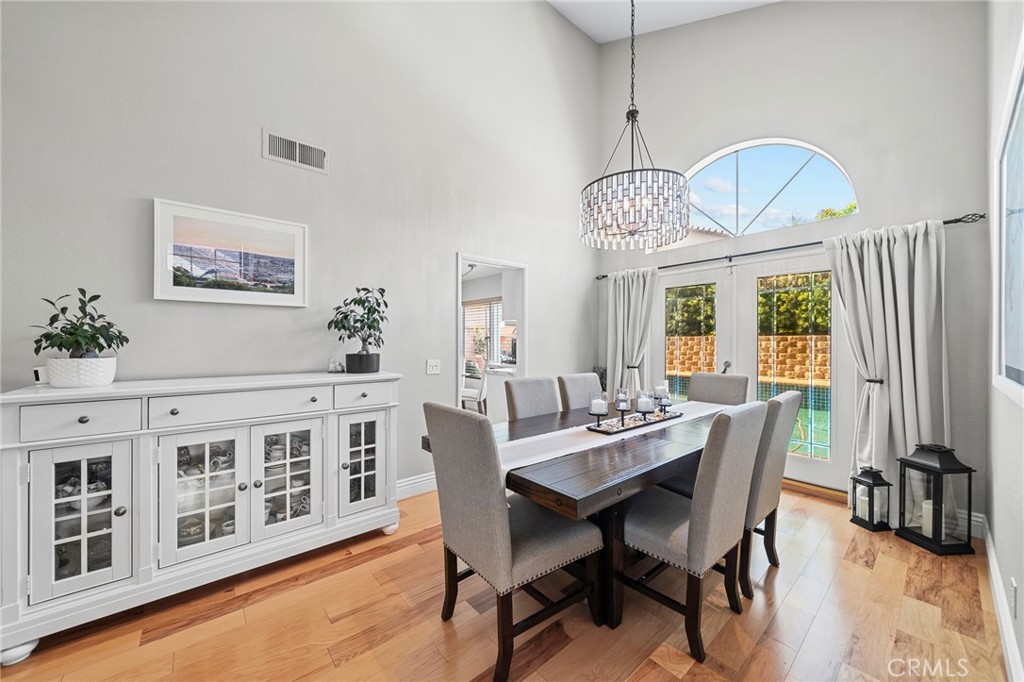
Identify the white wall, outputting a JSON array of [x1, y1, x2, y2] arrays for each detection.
[[987, 0, 1024, 660], [0, 2, 601, 480], [593, 2, 991, 504]]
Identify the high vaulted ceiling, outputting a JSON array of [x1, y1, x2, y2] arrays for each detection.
[[548, 1, 779, 44]]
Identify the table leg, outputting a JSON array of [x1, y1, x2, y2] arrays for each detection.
[[598, 502, 625, 628]]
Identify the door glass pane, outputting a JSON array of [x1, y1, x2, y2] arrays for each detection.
[[263, 428, 311, 526], [175, 438, 236, 548], [87, 533, 112, 571], [756, 271, 832, 460], [664, 284, 716, 399], [348, 419, 378, 504], [55, 540, 81, 581]]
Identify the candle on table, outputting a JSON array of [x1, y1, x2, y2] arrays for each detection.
[[590, 398, 608, 414], [636, 396, 653, 412]]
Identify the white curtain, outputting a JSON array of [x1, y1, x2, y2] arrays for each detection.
[[606, 268, 658, 396], [824, 220, 951, 502]]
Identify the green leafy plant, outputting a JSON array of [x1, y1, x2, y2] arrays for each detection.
[[32, 289, 130, 358], [327, 287, 389, 355], [816, 201, 858, 221]]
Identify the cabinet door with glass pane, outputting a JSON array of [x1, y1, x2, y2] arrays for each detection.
[[29, 441, 132, 604], [158, 427, 249, 567], [250, 418, 323, 541], [338, 411, 387, 517]]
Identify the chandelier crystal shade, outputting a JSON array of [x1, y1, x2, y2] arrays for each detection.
[[579, 0, 690, 250]]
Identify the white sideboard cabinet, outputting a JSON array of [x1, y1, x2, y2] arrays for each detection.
[[0, 372, 402, 665]]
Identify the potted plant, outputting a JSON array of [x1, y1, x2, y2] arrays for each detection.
[[327, 287, 388, 374], [32, 289, 130, 388]]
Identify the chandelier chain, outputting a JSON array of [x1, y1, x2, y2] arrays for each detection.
[[629, 0, 636, 107]]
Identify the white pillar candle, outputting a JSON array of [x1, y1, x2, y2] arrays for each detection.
[[856, 489, 881, 522], [920, 499, 946, 538], [590, 398, 608, 414], [637, 396, 654, 412]]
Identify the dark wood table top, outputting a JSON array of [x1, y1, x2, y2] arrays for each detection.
[[506, 415, 715, 520], [421, 406, 718, 521]]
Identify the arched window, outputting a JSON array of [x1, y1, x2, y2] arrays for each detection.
[[684, 139, 857, 238]]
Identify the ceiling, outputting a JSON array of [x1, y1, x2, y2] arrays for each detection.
[[548, 1, 779, 44]]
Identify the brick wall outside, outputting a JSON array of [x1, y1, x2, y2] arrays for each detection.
[[665, 335, 831, 388]]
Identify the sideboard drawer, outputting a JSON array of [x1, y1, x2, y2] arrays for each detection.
[[334, 383, 391, 410], [149, 386, 332, 429], [20, 399, 143, 442]]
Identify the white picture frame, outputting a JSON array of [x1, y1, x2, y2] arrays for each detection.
[[153, 199, 308, 308], [998, 59, 1024, 393]]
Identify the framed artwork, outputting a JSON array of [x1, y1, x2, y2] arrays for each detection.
[[153, 199, 308, 307], [1000, 65, 1024, 389]]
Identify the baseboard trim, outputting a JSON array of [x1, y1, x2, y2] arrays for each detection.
[[982, 516, 1024, 682], [781, 478, 847, 505], [397, 472, 436, 500]]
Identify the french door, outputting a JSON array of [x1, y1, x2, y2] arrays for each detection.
[[652, 252, 853, 490]]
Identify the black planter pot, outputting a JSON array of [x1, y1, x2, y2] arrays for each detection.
[[345, 353, 380, 374]]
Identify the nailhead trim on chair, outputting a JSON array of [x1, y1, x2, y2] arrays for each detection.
[[445, 543, 603, 596], [624, 541, 710, 579]]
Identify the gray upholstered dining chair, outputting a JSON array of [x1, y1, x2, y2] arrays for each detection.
[[657, 372, 752, 499], [422, 402, 603, 682], [688, 371, 750, 405], [557, 372, 603, 411], [739, 390, 802, 599], [504, 377, 561, 420], [619, 402, 767, 663]]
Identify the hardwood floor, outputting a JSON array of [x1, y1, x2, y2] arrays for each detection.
[[6, 490, 1007, 682]]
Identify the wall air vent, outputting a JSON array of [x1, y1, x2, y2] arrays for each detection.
[[262, 128, 328, 175]]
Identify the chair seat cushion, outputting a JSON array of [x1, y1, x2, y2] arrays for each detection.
[[460, 388, 481, 400], [657, 455, 699, 499], [507, 495, 603, 592], [623, 486, 694, 573]]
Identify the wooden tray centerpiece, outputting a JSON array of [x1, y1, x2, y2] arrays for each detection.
[[586, 409, 683, 435]]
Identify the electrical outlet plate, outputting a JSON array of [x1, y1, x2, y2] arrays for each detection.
[[426, 359, 441, 375]]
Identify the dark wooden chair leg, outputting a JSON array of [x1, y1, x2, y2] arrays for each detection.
[[764, 509, 780, 567], [739, 528, 754, 599], [494, 592, 515, 682], [585, 553, 602, 625], [441, 546, 458, 621], [482, 398, 488, 415], [684, 574, 706, 663], [724, 544, 742, 614]]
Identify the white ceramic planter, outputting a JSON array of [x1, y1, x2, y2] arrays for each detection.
[[46, 357, 117, 388]]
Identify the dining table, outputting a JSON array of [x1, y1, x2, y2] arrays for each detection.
[[420, 402, 725, 628]]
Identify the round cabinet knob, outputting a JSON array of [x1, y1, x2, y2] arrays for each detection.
[[78, 416, 90, 424], [170, 408, 180, 416], [341, 463, 350, 470], [360, 392, 368, 398], [114, 506, 128, 517], [254, 480, 263, 488], [238, 482, 248, 492], [310, 396, 318, 403]]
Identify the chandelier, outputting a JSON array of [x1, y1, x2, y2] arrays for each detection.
[[579, 0, 690, 250]]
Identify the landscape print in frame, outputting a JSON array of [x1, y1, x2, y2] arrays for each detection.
[[154, 199, 308, 307]]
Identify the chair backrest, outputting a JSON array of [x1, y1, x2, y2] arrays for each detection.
[[746, 391, 803, 528], [557, 373, 602, 411], [423, 402, 513, 589], [688, 372, 749, 405], [505, 377, 561, 420], [687, 401, 768, 575]]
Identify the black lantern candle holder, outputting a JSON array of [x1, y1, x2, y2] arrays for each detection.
[[849, 466, 891, 532], [895, 443, 975, 555]]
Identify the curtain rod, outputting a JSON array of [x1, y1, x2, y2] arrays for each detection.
[[593, 213, 986, 280]]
